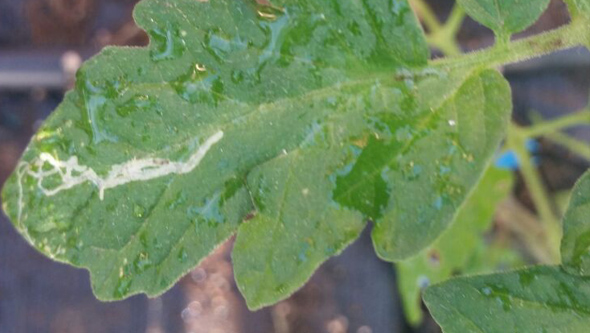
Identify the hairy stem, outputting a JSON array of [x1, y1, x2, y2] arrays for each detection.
[[431, 21, 589, 70], [507, 125, 561, 263], [547, 132, 590, 161], [524, 109, 590, 138], [496, 198, 557, 264], [414, 0, 464, 57], [444, 3, 466, 38], [410, 0, 442, 32]]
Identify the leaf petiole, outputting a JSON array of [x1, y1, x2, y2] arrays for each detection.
[[411, 0, 464, 56], [547, 131, 590, 161], [506, 124, 561, 263], [523, 109, 590, 138]]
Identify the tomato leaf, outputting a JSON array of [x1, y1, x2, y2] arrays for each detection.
[[424, 265, 590, 332], [1, 0, 511, 306], [397, 166, 516, 324], [457, 0, 550, 38], [426, 171, 590, 332], [561, 171, 590, 276]]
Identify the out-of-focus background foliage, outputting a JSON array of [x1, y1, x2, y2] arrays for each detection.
[[0, 0, 588, 332]]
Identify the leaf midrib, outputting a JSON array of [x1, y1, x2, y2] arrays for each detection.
[[77, 70, 405, 296], [73, 68, 400, 168]]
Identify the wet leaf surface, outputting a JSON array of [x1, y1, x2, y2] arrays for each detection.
[[427, 171, 590, 332], [1, 0, 511, 306], [425, 265, 590, 332]]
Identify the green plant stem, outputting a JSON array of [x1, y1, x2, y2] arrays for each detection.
[[444, 4, 466, 38], [414, 0, 584, 265], [524, 109, 590, 138], [507, 124, 561, 263], [427, 4, 465, 56], [523, 109, 590, 161], [411, 0, 464, 56], [496, 198, 557, 264], [504, 110, 590, 263], [410, 0, 442, 32], [431, 21, 589, 69], [547, 132, 590, 161]]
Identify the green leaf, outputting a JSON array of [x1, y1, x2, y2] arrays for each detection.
[[463, 241, 525, 277], [457, 0, 551, 38], [0, 0, 511, 306], [232, 148, 366, 309], [425, 171, 590, 332], [233, 67, 512, 309], [424, 265, 590, 332], [397, 166, 514, 325], [561, 171, 590, 276], [569, 0, 590, 18], [368, 69, 511, 261]]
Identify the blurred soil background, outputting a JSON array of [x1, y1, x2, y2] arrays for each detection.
[[0, 0, 588, 332]]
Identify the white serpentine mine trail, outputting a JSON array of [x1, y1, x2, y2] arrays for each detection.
[[16, 131, 224, 223]]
